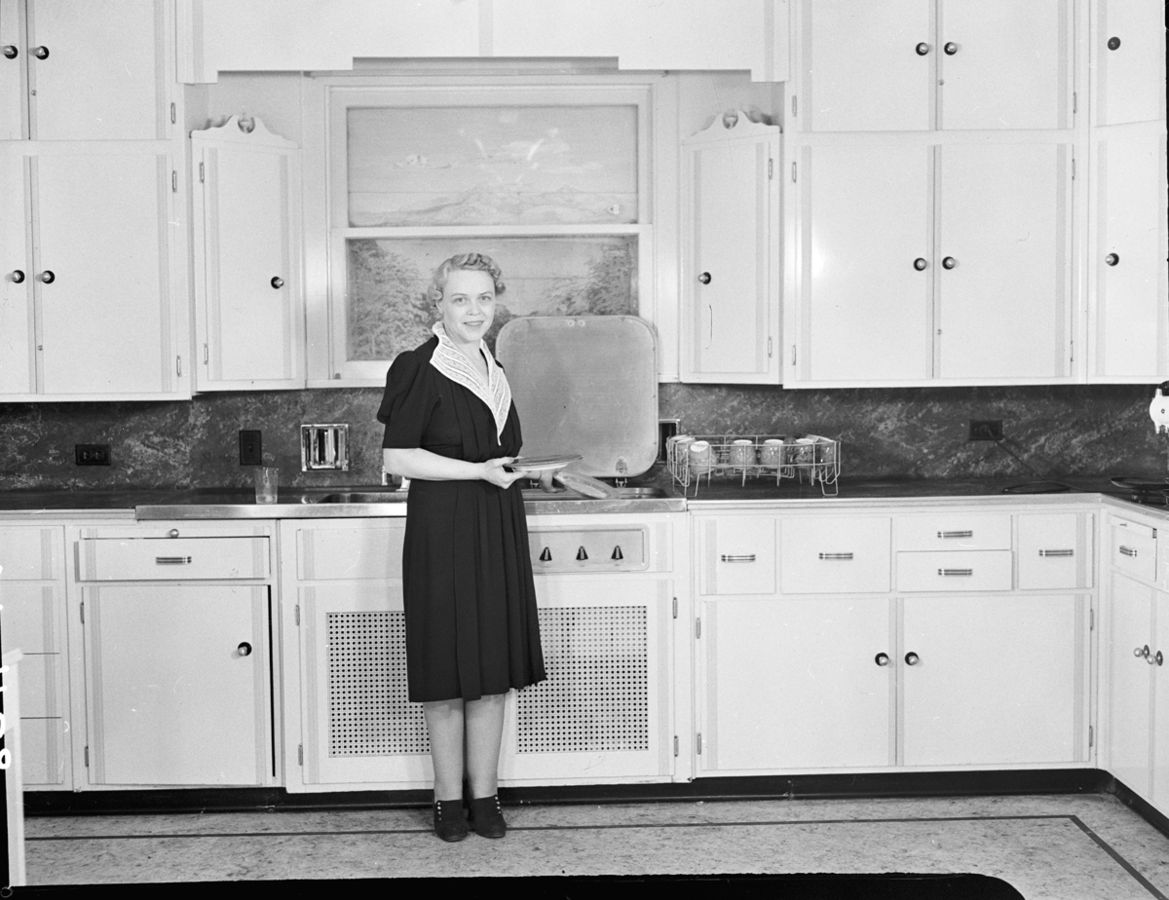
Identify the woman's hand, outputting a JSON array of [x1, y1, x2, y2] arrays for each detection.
[[480, 457, 526, 488]]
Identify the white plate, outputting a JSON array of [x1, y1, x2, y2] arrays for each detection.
[[506, 453, 582, 473]]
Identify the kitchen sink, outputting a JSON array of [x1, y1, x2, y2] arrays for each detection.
[[520, 485, 668, 501], [299, 488, 408, 504]]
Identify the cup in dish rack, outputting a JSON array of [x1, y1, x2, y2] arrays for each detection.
[[793, 437, 817, 466], [687, 439, 713, 474], [759, 438, 784, 468], [729, 438, 756, 468]]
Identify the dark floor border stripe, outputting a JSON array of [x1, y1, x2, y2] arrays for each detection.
[[1070, 815, 1169, 900]]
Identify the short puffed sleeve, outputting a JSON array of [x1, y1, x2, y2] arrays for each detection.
[[377, 349, 437, 449]]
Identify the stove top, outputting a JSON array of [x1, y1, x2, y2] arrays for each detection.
[[1111, 476, 1169, 507]]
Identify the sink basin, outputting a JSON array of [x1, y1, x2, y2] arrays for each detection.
[[299, 488, 407, 504], [520, 485, 669, 501]]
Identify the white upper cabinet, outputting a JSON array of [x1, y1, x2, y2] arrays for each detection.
[[792, 0, 1073, 133], [681, 112, 780, 383], [191, 116, 304, 391], [1090, 0, 1167, 127], [0, 143, 189, 399], [0, 0, 174, 141], [176, 0, 790, 82]]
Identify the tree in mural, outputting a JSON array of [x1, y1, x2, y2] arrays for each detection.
[[347, 241, 433, 360], [549, 241, 636, 316]]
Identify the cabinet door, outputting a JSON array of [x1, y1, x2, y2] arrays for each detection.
[[0, 147, 33, 393], [32, 147, 185, 397], [1107, 573, 1154, 798], [681, 114, 780, 383], [1151, 589, 1169, 813], [786, 142, 933, 384], [938, 0, 1072, 131], [935, 142, 1073, 380], [1088, 122, 1169, 380], [193, 117, 303, 390], [795, 0, 933, 133], [699, 596, 895, 771], [1091, 0, 1167, 127], [1017, 512, 1094, 590], [84, 584, 273, 786], [901, 594, 1088, 767]]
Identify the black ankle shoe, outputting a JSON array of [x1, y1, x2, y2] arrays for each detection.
[[468, 794, 507, 838], [433, 799, 468, 842]]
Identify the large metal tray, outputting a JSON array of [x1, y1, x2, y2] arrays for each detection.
[[496, 315, 658, 480]]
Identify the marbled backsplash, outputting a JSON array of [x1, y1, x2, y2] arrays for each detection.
[[0, 383, 1165, 490]]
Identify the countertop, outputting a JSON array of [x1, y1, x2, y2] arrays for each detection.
[[0, 470, 1161, 519]]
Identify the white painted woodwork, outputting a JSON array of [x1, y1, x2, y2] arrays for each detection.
[[935, 142, 1073, 380], [0, 0, 171, 141], [681, 112, 780, 383], [1017, 512, 1095, 590], [1152, 592, 1169, 812], [178, 0, 789, 83], [83, 583, 272, 785], [698, 596, 894, 771], [778, 516, 892, 594], [793, 0, 1071, 133], [896, 550, 1014, 592], [0, 149, 35, 394], [697, 515, 778, 595], [1088, 122, 1169, 380], [1090, 0, 1167, 127], [894, 511, 1012, 550], [900, 593, 1088, 766], [786, 142, 933, 384], [1107, 572, 1156, 797], [192, 115, 304, 391], [76, 536, 270, 581], [1110, 517, 1158, 584]]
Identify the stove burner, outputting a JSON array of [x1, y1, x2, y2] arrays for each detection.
[[1111, 476, 1169, 507], [1002, 481, 1070, 494]]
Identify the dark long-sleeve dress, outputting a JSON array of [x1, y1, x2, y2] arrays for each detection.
[[377, 336, 546, 702]]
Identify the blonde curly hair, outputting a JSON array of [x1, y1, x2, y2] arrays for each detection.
[[428, 252, 506, 304]]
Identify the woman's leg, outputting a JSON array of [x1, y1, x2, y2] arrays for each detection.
[[422, 699, 465, 801], [464, 692, 506, 798]]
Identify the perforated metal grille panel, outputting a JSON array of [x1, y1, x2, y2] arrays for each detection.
[[517, 606, 650, 754], [327, 610, 428, 756]]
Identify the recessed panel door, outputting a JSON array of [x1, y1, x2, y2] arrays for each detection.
[[0, 146, 33, 394]]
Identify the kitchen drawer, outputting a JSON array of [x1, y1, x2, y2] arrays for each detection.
[[77, 536, 270, 581], [295, 521, 406, 581], [896, 550, 1014, 592], [1017, 512, 1093, 590], [895, 513, 1011, 551], [0, 526, 63, 580], [1109, 519, 1157, 585], [779, 516, 891, 594], [698, 515, 777, 595]]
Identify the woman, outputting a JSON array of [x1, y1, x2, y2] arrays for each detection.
[[377, 252, 546, 842]]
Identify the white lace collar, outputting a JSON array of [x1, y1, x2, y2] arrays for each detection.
[[428, 322, 512, 443]]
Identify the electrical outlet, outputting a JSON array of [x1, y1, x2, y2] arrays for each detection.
[[969, 419, 1004, 441], [75, 443, 111, 465], [239, 429, 263, 466]]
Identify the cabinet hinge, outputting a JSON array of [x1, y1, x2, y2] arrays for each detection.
[[791, 344, 798, 366], [84, 746, 89, 767], [1071, 156, 1076, 181], [199, 161, 205, 184], [297, 744, 303, 766], [170, 102, 177, 125], [695, 616, 701, 639], [792, 94, 797, 118], [176, 355, 183, 378], [696, 733, 703, 755], [768, 157, 774, 180], [1072, 91, 1077, 116], [1090, 608, 1095, 631], [203, 343, 209, 365], [768, 336, 773, 358], [295, 604, 300, 626], [171, 170, 178, 193], [1089, 725, 1094, 748], [673, 735, 679, 758], [672, 596, 677, 619], [791, 161, 797, 183], [79, 601, 84, 625]]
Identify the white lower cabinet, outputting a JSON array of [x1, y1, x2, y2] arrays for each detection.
[[282, 515, 684, 792]]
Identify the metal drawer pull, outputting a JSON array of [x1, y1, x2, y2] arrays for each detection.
[[818, 552, 854, 560], [937, 530, 974, 539], [938, 568, 974, 577], [155, 555, 193, 565], [1119, 545, 1139, 557], [1039, 549, 1074, 557], [720, 554, 757, 563], [1155, 651, 1165, 667]]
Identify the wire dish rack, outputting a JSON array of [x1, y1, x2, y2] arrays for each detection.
[[667, 434, 841, 496]]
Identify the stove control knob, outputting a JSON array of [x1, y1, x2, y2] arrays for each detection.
[[611, 545, 624, 561], [576, 546, 588, 561], [539, 547, 552, 562]]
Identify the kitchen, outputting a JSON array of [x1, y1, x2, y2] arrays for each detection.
[[1, 0, 1168, 894]]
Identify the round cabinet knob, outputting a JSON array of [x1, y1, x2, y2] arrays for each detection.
[[32, 45, 48, 59], [38, 269, 55, 284], [168, 528, 180, 538], [905, 651, 921, 666], [874, 652, 890, 667], [9, 269, 24, 283], [698, 272, 712, 285], [270, 276, 284, 289], [943, 41, 958, 55], [1105, 252, 1120, 267], [1135, 644, 1151, 659], [237, 642, 253, 657], [942, 256, 957, 270], [913, 257, 928, 271], [1107, 36, 1122, 51], [1156, 651, 1165, 667], [2, 45, 18, 59], [915, 42, 931, 56]]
